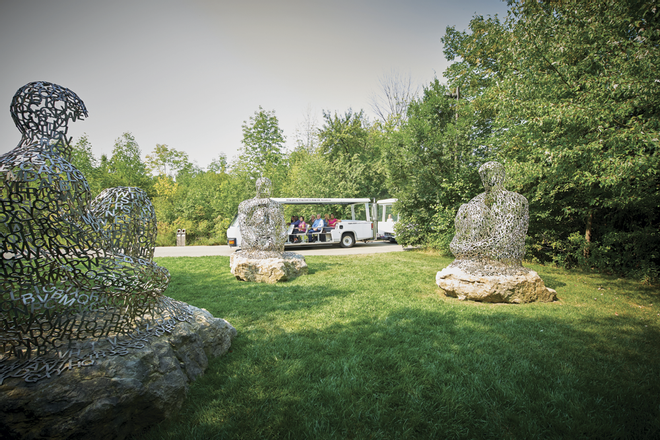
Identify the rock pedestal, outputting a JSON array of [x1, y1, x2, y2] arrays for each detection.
[[436, 266, 557, 303], [230, 251, 307, 283], [0, 305, 236, 440]]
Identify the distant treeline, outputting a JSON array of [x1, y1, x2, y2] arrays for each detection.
[[71, 1, 659, 283]]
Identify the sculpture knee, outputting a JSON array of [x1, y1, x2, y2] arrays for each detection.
[[90, 186, 157, 260]]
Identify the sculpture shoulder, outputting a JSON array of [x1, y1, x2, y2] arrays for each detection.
[[240, 197, 275, 208], [501, 190, 528, 206], [237, 199, 249, 211], [469, 192, 487, 204]]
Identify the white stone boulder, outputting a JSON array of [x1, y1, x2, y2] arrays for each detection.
[[230, 251, 307, 283], [436, 265, 557, 303], [0, 305, 236, 440]]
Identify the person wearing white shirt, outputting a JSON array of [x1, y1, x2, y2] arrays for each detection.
[[308, 214, 325, 242]]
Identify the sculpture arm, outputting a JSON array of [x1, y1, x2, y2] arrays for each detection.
[[450, 199, 493, 259], [486, 192, 529, 262]]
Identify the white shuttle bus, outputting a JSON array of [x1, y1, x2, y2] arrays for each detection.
[[227, 198, 377, 249], [376, 198, 398, 243]]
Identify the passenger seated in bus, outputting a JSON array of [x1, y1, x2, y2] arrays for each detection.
[[289, 216, 300, 242], [323, 214, 334, 233], [308, 214, 325, 242], [387, 214, 394, 222], [294, 216, 307, 242], [328, 214, 338, 228]]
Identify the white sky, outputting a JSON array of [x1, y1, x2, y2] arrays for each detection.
[[0, 0, 508, 169]]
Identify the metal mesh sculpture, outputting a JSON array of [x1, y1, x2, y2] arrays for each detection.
[[237, 177, 288, 258], [90, 186, 158, 260], [0, 81, 192, 384], [448, 161, 530, 276]]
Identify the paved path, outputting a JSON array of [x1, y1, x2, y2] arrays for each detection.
[[154, 241, 408, 257]]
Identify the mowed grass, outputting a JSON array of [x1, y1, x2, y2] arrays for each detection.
[[138, 251, 660, 440]]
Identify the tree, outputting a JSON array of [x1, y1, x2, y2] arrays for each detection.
[[370, 70, 419, 125], [316, 109, 387, 199], [145, 144, 191, 178], [69, 134, 103, 196], [207, 154, 227, 173], [100, 132, 154, 195], [235, 106, 286, 179], [293, 106, 320, 153], [442, 0, 660, 281], [318, 109, 371, 160], [382, 78, 485, 248]]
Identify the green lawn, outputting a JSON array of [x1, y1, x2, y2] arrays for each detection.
[[138, 251, 660, 439]]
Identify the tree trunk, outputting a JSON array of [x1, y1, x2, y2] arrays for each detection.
[[584, 211, 593, 258]]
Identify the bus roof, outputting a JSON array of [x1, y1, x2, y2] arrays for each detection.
[[376, 198, 397, 204], [271, 198, 371, 205]]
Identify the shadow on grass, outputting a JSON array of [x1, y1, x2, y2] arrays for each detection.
[[157, 257, 353, 334], [139, 303, 660, 440], [538, 274, 567, 290], [306, 262, 333, 275]]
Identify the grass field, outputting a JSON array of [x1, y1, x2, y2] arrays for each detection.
[[138, 251, 660, 439]]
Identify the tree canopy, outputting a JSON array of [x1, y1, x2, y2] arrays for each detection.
[[68, 0, 659, 282], [439, 0, 659, 281]]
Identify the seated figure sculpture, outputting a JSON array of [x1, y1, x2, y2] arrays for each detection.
[[437, 161, 556, 303], [0, 81, 191, 382], [449, 161, 529, 276], [237, 177, 287, 258], [230, 178, 307, 282]]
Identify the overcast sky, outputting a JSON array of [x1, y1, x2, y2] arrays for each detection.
[[0, 0, 508, 169]]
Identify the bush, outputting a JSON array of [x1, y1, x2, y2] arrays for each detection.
[[156, 221, 176, 246], [155, 216, 233, 246], [529, 228, 660, 285], [211, 216, 232, 245]]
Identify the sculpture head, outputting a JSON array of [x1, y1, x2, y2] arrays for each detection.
[[10, 81, 88, 142], [478, 161, 505, 191], [255, 177, 272, 198]]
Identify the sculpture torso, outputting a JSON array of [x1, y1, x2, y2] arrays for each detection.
[[237, 178, 287, 258], [449, 162, 529, 275]]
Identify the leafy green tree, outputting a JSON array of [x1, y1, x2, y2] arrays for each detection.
[[69, 134, 103, 196], [280, 111, 388, 220], [99, 132, 154, 196], [282, 148, 370, 220], [207, 154, 228, 173], [443, 0, 660, 281], [317, 109, 387, 197], [233, 106, 287, 184], [153, 166, 236, 245], [318, 109, 372, 160], [383, 79, 485, 248], [145, 144, 191, 178]]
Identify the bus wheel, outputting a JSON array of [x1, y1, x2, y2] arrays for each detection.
[[340, 233, 355, 248]]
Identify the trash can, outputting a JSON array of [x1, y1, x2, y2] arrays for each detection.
[[176, 229, 186, 246]]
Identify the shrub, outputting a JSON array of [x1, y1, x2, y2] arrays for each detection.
[[156, 221, 176, 246]]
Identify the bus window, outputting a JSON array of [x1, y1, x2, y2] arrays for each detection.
[[351, 203, 369, 221], [378, 204, 385, 222], [385, 205, 398, 222]]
